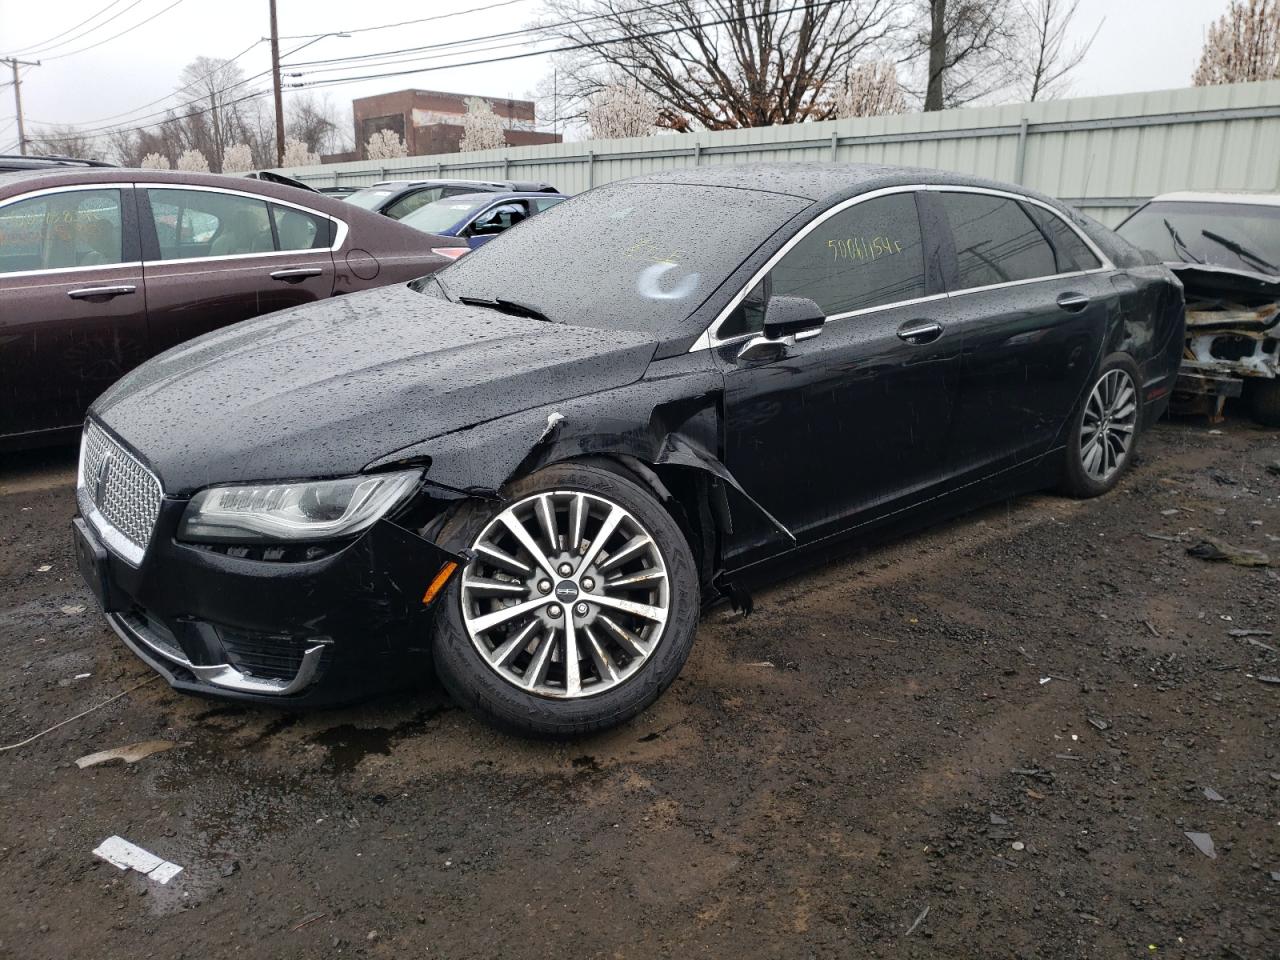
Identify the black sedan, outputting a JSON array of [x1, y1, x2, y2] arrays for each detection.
[[73, 164, 1185, 736]]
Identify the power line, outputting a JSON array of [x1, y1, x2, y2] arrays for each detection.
[[277, 0, 535, 40], [5, 0, 144, 58], [42, 0, 191, 62], [291, 0, 842, 90]]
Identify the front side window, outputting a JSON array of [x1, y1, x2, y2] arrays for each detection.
[[534, 196, 566, 213], [0, 189, 123, 274], [147, 189, 273, 260], [468, 202, 529, 236], [940, 192, 1057, 290]]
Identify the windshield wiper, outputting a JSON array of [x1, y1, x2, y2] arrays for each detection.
[[1201, 229, 1279, 273], [1163, 218, 1203, 264], [458, 295, 552, 323]]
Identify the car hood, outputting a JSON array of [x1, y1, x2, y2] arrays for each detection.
[[92, 284, 658, 495], [1169, 262, 1280, 302]]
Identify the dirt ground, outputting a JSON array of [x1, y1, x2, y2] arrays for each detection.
[[0, 418, 1277, 960]]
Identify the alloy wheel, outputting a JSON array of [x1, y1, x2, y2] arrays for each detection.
[[1080, 368, 1137, 482], [460, 490, 670, 699]]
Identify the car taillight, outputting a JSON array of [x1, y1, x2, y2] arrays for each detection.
[[432, 247, 469, 260]]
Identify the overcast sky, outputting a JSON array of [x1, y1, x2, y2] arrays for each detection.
[[0, 0, 1222, 151]]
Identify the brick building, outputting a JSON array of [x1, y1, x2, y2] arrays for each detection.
[[345, 89, 561, 160]]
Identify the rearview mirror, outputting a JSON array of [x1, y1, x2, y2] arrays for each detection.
[[763, 296, 826, 340]]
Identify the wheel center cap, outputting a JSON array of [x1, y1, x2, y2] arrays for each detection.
[[554, 580, 579, 603]]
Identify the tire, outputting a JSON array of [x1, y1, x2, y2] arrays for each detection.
[[431, 460, 700, 737], [1246, 379, 1280, 427], [1058, 354, 1143, 498]]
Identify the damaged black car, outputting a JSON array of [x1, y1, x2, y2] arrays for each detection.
[[74, 164, 1185, 736]]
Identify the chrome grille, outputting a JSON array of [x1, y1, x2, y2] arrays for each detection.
[[79, 420, 162, 562]]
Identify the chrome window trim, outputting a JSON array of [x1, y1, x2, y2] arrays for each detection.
[[689, 183, 1115, 352], [0, 183, 134, 280], [137, 182, 349, 259]]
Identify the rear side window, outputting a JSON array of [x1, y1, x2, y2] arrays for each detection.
[[534, 196, 566, 212], [1026, 204, 1102, 272], [940, 192, 1057, 290], [272, 204, 332, 250], [769, 192, 928, 318], [147, 189, 273, 260], [0, 189, 124, 273]]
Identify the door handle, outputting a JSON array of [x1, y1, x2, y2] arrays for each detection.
[[67, 284, 136, 301], [897, 320, 943, 345], [1057, 292, 1090, 312], [269, 267, 323, 282]]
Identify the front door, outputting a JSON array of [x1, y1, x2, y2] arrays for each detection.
[[0, 185, 147, 439], [714, 191, 961, 566], [138, 186, 336, 354]]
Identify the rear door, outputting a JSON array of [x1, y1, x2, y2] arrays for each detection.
[[138, 185, 337, 353], [0, 184, 147, 438], [928, 189, 1111, 479]]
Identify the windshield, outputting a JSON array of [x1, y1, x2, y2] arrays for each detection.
[[1117, 200, 1280, 274], [422, 182, 809, 335], [401, 197, 488, 234], [343, 187, 396, 210]]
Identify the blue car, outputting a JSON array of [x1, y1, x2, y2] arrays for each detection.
[[398, 191, 567, 253]]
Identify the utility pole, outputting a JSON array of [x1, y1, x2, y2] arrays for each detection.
[[4, 57, 40, 155], [269, 0, 284, 166]]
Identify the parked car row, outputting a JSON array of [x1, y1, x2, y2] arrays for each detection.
[[60, 162, 1187, 736]]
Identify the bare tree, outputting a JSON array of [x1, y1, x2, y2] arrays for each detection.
[[26, 124, 106, 160], [542, 0, 904, 131], [221, 143, 255, 173], [459, 98, 508, 152], [174, 56, 249, 172], [912, 0, 1019, 111], [1194, 0, 1280, 85], [286, 93, 345, 157], [365, 129, 407, 160], [1014, 0, 1099, 101], [586, 81, 659, 138], [832, 61, 908, 116]]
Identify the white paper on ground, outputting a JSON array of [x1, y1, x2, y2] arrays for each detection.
[[92, 836, 183, 883]]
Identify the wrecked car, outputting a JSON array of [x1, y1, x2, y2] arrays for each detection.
[[73, 164, 1184, 736], [1116, 192, 1280, 423]]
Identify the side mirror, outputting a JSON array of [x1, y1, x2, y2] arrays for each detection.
[[736, 296, 826, 364], [763, 296, 826, 340]]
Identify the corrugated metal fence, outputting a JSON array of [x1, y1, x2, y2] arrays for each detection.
[[278, 79, 1280, 226]]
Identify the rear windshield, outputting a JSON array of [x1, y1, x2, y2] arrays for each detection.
[[1117, 200, 1280, 274], [423, 181, 809, 336], [343, 188, 395, 210]]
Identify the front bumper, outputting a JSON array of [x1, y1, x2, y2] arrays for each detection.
[[74, 499, 460, 708]]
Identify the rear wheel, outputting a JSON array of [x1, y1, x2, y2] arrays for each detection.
[[1246, 379, 1280, 427], [431, 461, 699, 737], [1059, 355, 1142, 498]]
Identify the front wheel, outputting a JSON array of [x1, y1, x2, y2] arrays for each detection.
[[1058, 355, 1143, 498], [431, 461, 700, 737], [1246, 379, 1280, 427]]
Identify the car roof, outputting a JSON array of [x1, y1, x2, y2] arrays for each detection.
[[1147, 191, 1280, 207], [434, 191, 564, 203], [624, 162, 1078, 208], [0, 167, 370, 218], [367, 179, 508, 189]]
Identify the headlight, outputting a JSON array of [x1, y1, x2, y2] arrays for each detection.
[[178, 470, 421, 544]]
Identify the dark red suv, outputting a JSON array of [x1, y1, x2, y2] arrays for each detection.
[[0, 168, 461, 449]]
